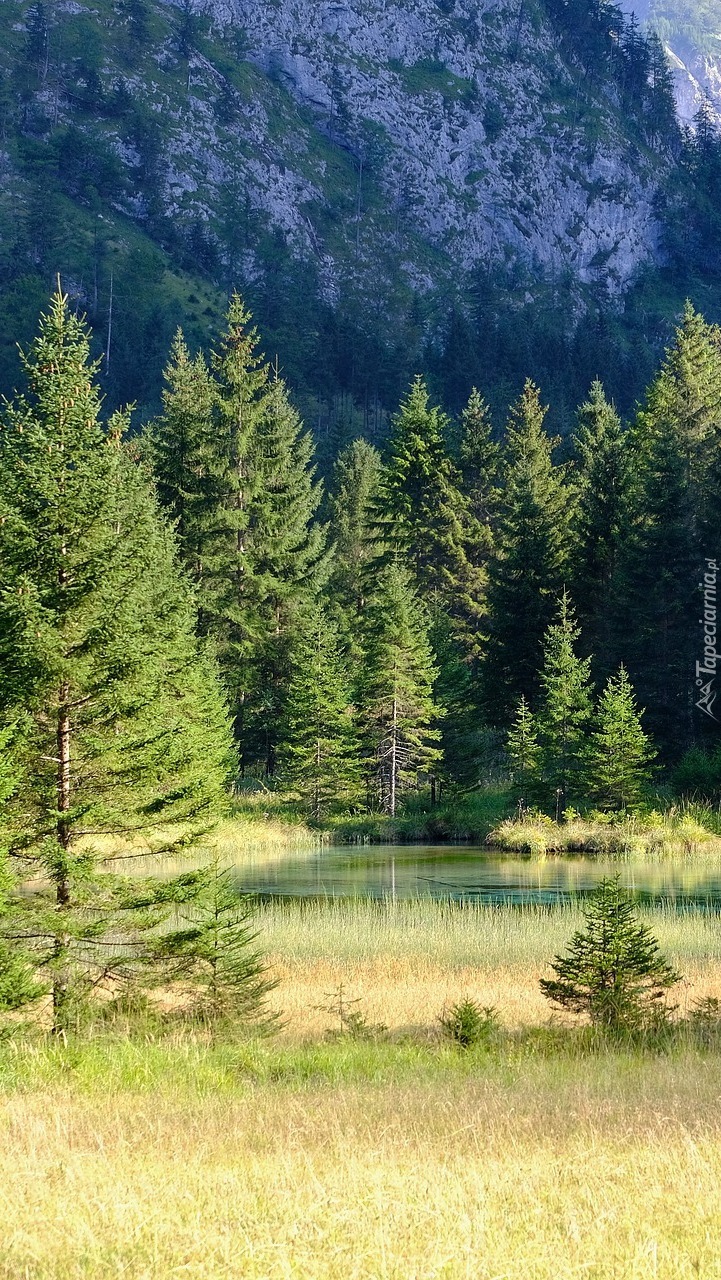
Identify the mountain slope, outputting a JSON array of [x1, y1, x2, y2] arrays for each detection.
[[0, 0, 694, 426]]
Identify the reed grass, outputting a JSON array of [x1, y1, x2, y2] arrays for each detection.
[[256, 897, 721, 1037], [490, 808, 721, 857]]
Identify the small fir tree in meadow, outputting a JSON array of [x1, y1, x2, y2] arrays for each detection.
[[157, 863, 277, 1028], [484, 381, 571, 723], [279, 604, 362, 820], [0, 291, 233, 1031], [359, 561, 442, 816], [506, 696, 541, 804], [540, 877, 680, 1030], [585, 666, 656, 812], [537, 593, 594, 810]]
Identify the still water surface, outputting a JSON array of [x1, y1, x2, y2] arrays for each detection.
[[233, 844, 721, 909]]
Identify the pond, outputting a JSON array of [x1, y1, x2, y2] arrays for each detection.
[[231, 844, 721, 909]]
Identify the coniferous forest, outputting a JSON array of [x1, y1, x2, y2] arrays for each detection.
[[2, 285, 721, 853]]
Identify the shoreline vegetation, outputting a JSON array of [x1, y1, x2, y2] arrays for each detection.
[[221, 788, 721, 860]]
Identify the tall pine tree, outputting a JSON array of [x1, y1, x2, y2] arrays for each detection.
[[613, 308, 721, 752], [359, 561, 441, 816], [150, 299, 327, 772], [0, 292, 232, 1030], [536, 593, 594, 811], [326, 437, 383, 625], [571, 381, 629, 670], [380, 377, 485, 656], [147, 329, 217, 587], [484, 381, 571, 723], [240, 376, 329, 772], [279, 604, 362, 819], [585, 666, 656, 812]]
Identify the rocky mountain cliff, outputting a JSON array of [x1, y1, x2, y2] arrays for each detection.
[[0, 0, 709, 428], [629, 0, 721, 121]]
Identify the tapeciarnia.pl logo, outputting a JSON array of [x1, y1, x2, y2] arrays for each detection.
[[697, 558, 719, 721]]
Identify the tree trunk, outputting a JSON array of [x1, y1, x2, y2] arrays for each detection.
[[54, 681, 71, 1033], [389, 696, 398, 818]]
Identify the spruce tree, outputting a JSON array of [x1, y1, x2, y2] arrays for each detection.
[[570, 381, 629, 667], [0, 727, 43, 1015], [0, 292, 232, 1030], [585, 667, 656, 812], [458, 386, 499, 529], [359, 561, 442, 816], [157, 863, 277, 1028], [537, 593, 594, 811], [240, 376, 329, 772], [615, 328, 704, 752], [484, 382, 571, 723], [430, 609, 486, 792], [327, 437, 383, 624], [147, 330, 217, 586], [540, 877, 679, 1030], [506, 697, 541, 805], [279, 604, 362, 820], [150, 301, 328, 772], [201, 294, 272, 733], [380, 377, 485, 656], [633, 303, 721, 542]]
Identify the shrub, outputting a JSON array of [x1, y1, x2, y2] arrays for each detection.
[[440, 998, 498, 1048]]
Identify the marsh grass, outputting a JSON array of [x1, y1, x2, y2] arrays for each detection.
[[490, 806, 721, 857], [256, 897, 721, 1037], [4, 895, 721, 1277]]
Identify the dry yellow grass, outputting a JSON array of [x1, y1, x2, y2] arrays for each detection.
[[2, 1055, 721, 1279], [258, 898, 721, 1037], [3, 897, 721, 1278]]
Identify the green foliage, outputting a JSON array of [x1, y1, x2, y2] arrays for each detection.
[[157, 863, 277, 1028], [540, 877, 680, 1030], [380, 377, 485, 656], [439, 997, 498, 1049], [670, 745, 721, 800], [316, 983, 387, 1040], [279, 604, 362, 820], [359, 561, 442, 815], [615, 306, 721, 751], [147, 329, 217, 581], [506, 697, 542, 804], [485, 382, 571, 723], [151, 297, 328, 772], [0, 291, 232, 1030], [536, 593, 594, 809], [585, 667, 656, 812], [326, 437, 383, 632], [570, 381, 629, 670]]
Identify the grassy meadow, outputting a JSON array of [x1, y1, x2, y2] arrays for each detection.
[[3, 893, 721, 1277]]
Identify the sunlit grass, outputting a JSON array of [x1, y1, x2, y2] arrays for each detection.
[[1, 1039, 721, 1278], [257, 897, 721, 1037], [490, 808, 721, 857]]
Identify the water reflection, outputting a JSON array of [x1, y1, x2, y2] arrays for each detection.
[[230, 845, 721, 909]]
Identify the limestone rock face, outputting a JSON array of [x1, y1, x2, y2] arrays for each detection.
[[155, 0, 665, 302]]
